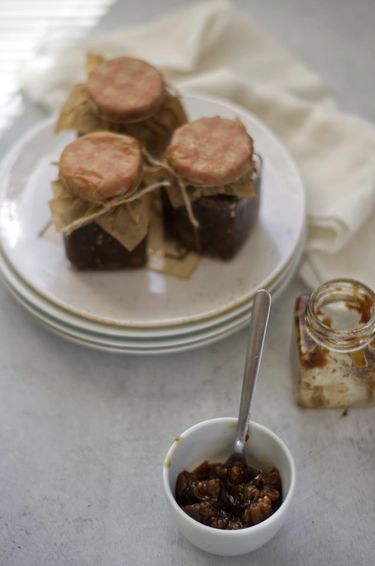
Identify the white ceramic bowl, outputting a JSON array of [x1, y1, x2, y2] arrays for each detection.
[[162, 417, 296, 556]]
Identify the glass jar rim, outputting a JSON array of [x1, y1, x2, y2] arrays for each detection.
[[306, 278, 375, 351]]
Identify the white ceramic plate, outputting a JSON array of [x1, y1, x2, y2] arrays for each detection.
[[0, 231, 303, 353], [1, 260, 293, 354], [0, 93, 305, 329], [0, 226, 305, 344]]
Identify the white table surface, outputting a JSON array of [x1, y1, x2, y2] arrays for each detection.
[[0, 1, 374, 565]]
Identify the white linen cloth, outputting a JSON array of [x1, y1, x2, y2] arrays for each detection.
[[23, 0, 375, 289]]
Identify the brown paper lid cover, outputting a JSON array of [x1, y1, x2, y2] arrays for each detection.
[[166, 117, 253, 185], [87, 57, 164, 123], [59, 132, 142, 202]]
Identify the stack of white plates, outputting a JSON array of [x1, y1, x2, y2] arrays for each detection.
[[0, 94, 305, 354]]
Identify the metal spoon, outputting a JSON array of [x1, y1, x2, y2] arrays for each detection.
[[229, 288, 271, 463]]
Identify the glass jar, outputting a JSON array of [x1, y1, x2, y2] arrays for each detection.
[[293, 279, 375, 408]]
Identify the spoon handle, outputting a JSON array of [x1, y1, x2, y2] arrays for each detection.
[[233, 289, 271, 456]]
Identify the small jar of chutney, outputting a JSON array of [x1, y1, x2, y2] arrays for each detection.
[[293, 279, 375, 408]]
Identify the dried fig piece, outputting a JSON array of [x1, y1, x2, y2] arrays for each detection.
[[243, 495, 273, 526], [183, 502, 242, 530]]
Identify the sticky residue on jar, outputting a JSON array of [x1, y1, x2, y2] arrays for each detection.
[[293, 280, 375, 409]]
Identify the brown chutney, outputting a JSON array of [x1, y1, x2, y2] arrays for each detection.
[[175, 458, 282, 530]]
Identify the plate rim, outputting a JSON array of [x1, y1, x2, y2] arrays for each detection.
[[3, 254, 297, 353], [0, 230, 304, 350], [0, 229, 305, 339]]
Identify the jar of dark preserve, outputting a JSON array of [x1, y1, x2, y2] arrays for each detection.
[[293, 278, 375, 408]]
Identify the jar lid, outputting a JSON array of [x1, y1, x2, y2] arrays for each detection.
[[59, 132, 142, 202], [166, 117, 253, 185], [87, 57, 164, 123]]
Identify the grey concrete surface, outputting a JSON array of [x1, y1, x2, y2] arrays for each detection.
[[0, 1, 374, 565]]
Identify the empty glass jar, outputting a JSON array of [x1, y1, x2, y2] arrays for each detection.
[[293, 279, 375, 408]]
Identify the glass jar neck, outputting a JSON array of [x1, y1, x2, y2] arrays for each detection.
[[305, 279, 375, 352]]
